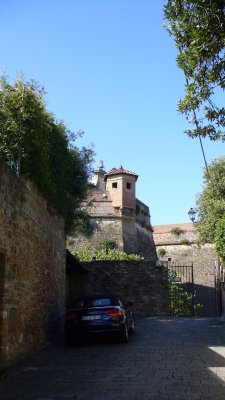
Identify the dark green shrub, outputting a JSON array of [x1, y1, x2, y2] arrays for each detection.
[[180, 239, 191, 245], [72, 245, 144, 261], [157, 248, 167, 258], [170, 227, 185, 237]]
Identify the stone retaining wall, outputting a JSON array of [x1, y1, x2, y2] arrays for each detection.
[[67, 260, 168, 316], [0, 165, 66, 361], [67, 217, 157, 261]]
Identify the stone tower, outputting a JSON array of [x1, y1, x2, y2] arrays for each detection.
[[69, 164, 157, 260], [104, 166, 138, 215]]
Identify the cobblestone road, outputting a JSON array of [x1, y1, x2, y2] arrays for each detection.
[[1, 318, 225, 400]]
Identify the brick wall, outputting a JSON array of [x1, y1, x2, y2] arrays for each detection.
[[67, 260, 168, 317], [0, 165, 66, 361]]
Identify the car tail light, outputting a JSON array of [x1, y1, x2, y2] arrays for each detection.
[[105, 309, 123, 317], [66, 311, 79, 320]]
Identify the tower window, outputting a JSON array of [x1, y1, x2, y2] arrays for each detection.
[[112, 182, 117, 189], [126, 182, 131, 189]]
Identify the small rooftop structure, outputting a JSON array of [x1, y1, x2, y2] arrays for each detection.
[[104, 166, 138, 181]]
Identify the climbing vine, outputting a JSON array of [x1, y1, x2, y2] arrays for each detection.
[[169, 270, 202, 316]]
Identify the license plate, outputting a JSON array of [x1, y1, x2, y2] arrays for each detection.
[[82, 315, 101, 321]]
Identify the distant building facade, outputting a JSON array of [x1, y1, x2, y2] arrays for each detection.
[[68, 163, 157, 260]]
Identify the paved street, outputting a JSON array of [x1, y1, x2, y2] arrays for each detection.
[[1, 317, 225, 400]]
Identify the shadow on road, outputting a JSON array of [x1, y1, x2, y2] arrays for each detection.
[[0, 318, 225, 399]]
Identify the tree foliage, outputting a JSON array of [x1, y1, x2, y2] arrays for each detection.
[[196, 156, 225, 243], [164, 0, 225, 141], [0, 75, 94, 233], [215, 213, 225, 264]]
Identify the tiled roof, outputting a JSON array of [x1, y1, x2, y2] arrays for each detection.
[[104, 166, 138, 181]]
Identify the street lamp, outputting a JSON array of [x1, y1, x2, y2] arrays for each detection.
[[188, 207, 196, 223]]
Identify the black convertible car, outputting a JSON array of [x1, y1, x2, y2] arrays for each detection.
[[64, 294, 135, 345]]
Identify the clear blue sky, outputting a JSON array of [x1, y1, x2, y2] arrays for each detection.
[[1, 0, 224, 226]]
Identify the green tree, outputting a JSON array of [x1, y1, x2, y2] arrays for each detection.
[[215, 213, 225, 264], [164, 0, 225, 141], [196, 156, 225, 243], [0, 75, 94, 233]]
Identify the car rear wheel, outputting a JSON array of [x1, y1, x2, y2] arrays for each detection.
[[119, 323, 129, 343]]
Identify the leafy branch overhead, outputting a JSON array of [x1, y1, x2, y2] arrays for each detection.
[[0, 75, 95, 234], [164, 0, 225, 141], [215, 213, 225, 264], [196, 156, 225, 244]]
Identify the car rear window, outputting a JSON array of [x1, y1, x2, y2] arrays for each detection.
[[73, 297, 117, 308], [91, 298, 113, 306]]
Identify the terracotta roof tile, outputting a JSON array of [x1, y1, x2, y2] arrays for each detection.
[[104, 166, 138, 181]]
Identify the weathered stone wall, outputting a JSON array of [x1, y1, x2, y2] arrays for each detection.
[[135, 198, 151, 229], [67, 216, 157, 261], [153, 223, 195, 245], [67, 260, 168, 317], [122, 218, 156, 260], [122, 217, 140, 255], [153, 223, 220, 317], [135, 224, 157, 260], [0, 165, 66, 361], [67, 217, 125, 253]]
